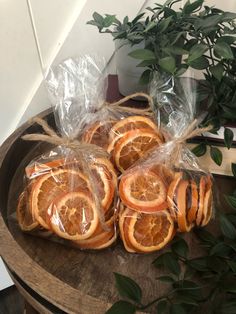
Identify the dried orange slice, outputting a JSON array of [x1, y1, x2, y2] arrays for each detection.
[[119, 207, 142, 253], [150, 164, 175, 186], [31, 168, 91, 229], [125, 208, 174, 253], [17, 190, 39, 231], [91, 158, 117, 212], [175, 179, 194, 232], [110, 116, 160, 140], [187, 180, 199, 224], [119, 170, 168, 213], [196, 176, 207, 226], [167, 172, 183, 220], [50, 191, 98, 240], [114, 129, 163, 172], [82, 120, 116, 149], [74, 216, 116, 249], [198, 176, 213, 227]]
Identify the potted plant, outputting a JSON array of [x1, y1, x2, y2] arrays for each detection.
[[88, 0, 236, 166]]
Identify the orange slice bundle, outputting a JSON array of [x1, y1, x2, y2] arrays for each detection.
[[167, 172, 213, 231], [17, 157, 118, 249], [119, 164, 213, 253], [82, 116, 164, 172], [119, 206, 174, 253]]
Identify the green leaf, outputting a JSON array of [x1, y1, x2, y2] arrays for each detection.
[[191, 143, 207, 157], [183, 0, 203, 14], [188, 44, 208, 62], [210, 242, 231, 257], [136, 60, 157, 67], [144, 21, 156, 32], [207, 256, 227, 273], [156, 300, 168, 314], [128, 49, 155, 60], [187, 56, 209, 70], [173, 280, 202, 299], [210, 146, 222, 166], [227, 260, 236, 273], [103, 15, 117, 27], [131, 13, 145, 25], [152, 254, 165, 268], [163, 252, 180, 276], [218, 36, 236, 45], [219, 214, 236, 239], [173, 294, 198, 306], [221, 12, 236, 22], [159, 56, 176, 74], [92, 12, 104, 24], [209, 63, 224, 81], [214, 41, 234, 60], [232, 163, 236, 177], [225, 195, 236, 209], [159, 16, 173, 32], [139, 69, 151, 85], [220, 301, 236, 314], [195, 15, 222, 30], [157, 276, 175, 283], [105, 301, 136, 314], [187, 258, 208, 272], [175, 65, 188, 77], [170, 304, 187, 314], [171, 238, 189, 258], [224, 127, 234, 149], [114, 273, 142, 303], [194, 229, 216, 245]]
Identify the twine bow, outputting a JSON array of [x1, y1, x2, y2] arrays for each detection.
[[102, 92, 153, 116], [169, 119, 213, 166]]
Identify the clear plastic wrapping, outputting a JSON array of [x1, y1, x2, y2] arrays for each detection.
[[118, 73, 214, 254], [16, 56, 119, 250]]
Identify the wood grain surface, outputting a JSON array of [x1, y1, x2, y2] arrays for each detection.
[[0, 108, 235, 314]]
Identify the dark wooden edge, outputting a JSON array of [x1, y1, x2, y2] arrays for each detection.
[[0, 109, 112, 314]]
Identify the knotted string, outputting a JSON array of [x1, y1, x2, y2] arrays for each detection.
[[103, 92, 153, 116], [169, 119, 213, 166]]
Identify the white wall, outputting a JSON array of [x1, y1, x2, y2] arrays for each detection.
[[0, 0, 87, 145], [19, 0, 146, 124]]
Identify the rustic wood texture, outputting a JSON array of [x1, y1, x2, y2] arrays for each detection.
[[0, 107, 236, 314], [0, 286, 24, 314]]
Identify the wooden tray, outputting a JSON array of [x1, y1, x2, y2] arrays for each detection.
[[0, 109, 235, 314]]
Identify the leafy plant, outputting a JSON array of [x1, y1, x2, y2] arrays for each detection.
[[105, 165, 236, 313], [88, 0, 236, 126], [88, 0, 236, 165]]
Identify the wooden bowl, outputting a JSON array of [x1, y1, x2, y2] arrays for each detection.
[[0, 109, 165, 314]]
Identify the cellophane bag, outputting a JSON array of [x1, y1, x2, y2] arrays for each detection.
[[15, 56, 119, 250], [72, 59, 166, 174], [118, 73, 214, 254]]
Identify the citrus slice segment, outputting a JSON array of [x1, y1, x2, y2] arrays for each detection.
[[176, 179, 194, 232], [82, 120, 116, 149], [31, 168, 91, 229], [167, 172, 183, 220], [119, 207, 142, 253], [196, 176, 207, 226], [73, 215, 116, 249], [110, 116, 160, 140], [91, 158, 117, 212], [119, 170, 168, 213], [187, 180, 199, 224], [126, 209, 174, 253], [50, 191, 98, 240], [17, 190, 39, 231], [114, 129, 163, 172], [200, 176, 213, 227]]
